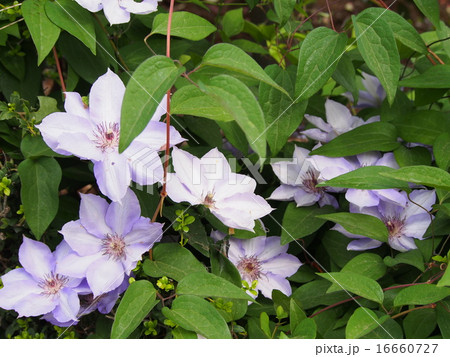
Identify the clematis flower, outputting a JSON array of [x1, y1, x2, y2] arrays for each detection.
[[269, 146, 353, 208], [37, 69, 184, 202], [301, 99, 379, 143], [228, 236, 302, 299], [0, 238, 82, 324], [57, 189, 163, 297], [343, 72, 386, 108], [166, 147, 273, 231], [334, 189, 436, 252], [74, 0, 161, 25]]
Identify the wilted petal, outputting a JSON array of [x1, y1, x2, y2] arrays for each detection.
[[93, 152, 131, 202], [106, 189, 141, 236], [60, 220, 102, 256], [86, 256, 125, 297], [19, 237, 54, 281], [79, 193, 112, 237]]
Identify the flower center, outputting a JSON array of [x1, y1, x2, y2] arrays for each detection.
[[101, 233, 126, 260], [383, 215, 405, 239], [237, 255, 262, 282], [93, 122, 120, 152], [39, 273, 69, 297], [203, 192, 216, 209], [301, 167, 325, 194]]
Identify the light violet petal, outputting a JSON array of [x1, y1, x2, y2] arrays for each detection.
[[404, 190, 436, 218], [240, 236, 266, 257], [213, 174, 257, 203], [347, 238, 383, 251], [227, 239, 244, 265], [1, 268, 30, 285], [119, 0, 158, 14], [301, 128, 332, 143], [74, 0, 102, 12], [14, 293, 58, 317], [262, 254, 302, 277], [389, 235, 417, 252], [356, 152, 381, 167], [60, 220, 102, 256], [106, 188, 141, 236], [257, 273, 292, 298], [268, 185, 297, 201], [124, 221, 163, 246], [403, 214, 432, 239], [0, 280, 40, 310], [376, 152, 399, 169], [56, 252, 103, 279], [325, 99, 353, 134], [19, 237, 54, 281], [53, 240, 74, 265], [132, 121, 185, 151], [373, 189, 407, 207], [89, 69, 124, 125], [51, 288, 80, 323], [171, 147, 205, 199], [257, 236, 287, 261], [149, 95, 167, 122], [86, 256, 125, 297], [332, 224, 366, 239], [122, 243, 149, 274], [79, 193, 112, 237], [56, 132, 103, 161], [293, 189, 319, 207], [345, 189, 380, 207], [271, 160, 302, 185], [166, 173, 201, 205], [93, 152, 131, 202], [304, 114, 332, 132], [64, 92, 89, 119], [102, 0, 131, 24], [318, 193, 339, 209], [127, 148, 164, 186], [212, 207, 254, 231]]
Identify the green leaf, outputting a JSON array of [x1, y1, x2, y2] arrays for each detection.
[[172, 327, 198, 339], [317, 272, 384, 304], [111, 280, 157, 339], [119, 56, 185, 152], [34, 96, 60, 123], [18, 157, 61, 239], [151, 12, 216, 41], [295, 27, 347, 101], [346, 308, 390, 339], [394, 145, 432, 167], [280, 204, 335, 245], [363, 8, 428, 54], [380, 165, 450, 191], [292, 318, 317, 339], [384, 249, 425, 272], [403, 309, 437, 339], [142, 243, 206, 281], [394, 284, 450, 306], [399, 65, 450, 88], [0, 52, 25, 81], [332, 53, 358, 104], [437, 264, 450, 287], [21, 134, 64, 159], [292, 280, 348, 310], [318, 166, 410, 190], [353, 11, 400, 105], [202, 75, 267, 159], [317, 213, 388, 242], [342, 253, 387, 280], [413, 0, 441, 29], [310, 122, 399, 157], [273, 0, 296, 26], [177, 272, 253, 301], [201, 43, 289, 97], [45, 0, 96, 54], [22, 0, 61, 65], [259, 312, 271, 338], [436, 302, 450, 338], [217, 121, 248, 154], [222, 8, 244, 37], [162, 295, 231, 339], [259, 65, 307, 156], [434, 133, 450, 171], [289, 299, 307, 332], [395, 110, 450, 146]]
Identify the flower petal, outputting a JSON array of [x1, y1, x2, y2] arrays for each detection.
[[293, 189, 319, 207], [404, 190, 436, 218], [240, 236, 266, 257], [19, 237, 55, 281], [347, 238, 383, 251], [131, 121, 185, 151], [14, 293, 58, 317], [258, 236, 288, 261], [345, 189, 380, 208], [403, 214, 432, 239], [102, 0, 131, 25], [0, 268, 31, 285], [79, 193, 112, 237], [56, 252, 103, 279], [93, 152, 131, 202], [389, 235, 417, 252], [124, 220, 163, 245], [257, 273, 292, 298], [64, 92, 89, 119], [74, 0, 102, 12], [106, 188, 141, 236], [60, 220, 102, 256], [89, 69, 125, 125], [268, 185, 297, 201], [262, 254, 302, 277], [0, 279, 40, 310], [51, 288, 80, 323], [304, 114, 332, 132], [119, 0, 158, 14], [227, 239, 244, 265], [86, 256, 125, 297], [127, 148, 164, 186], [166, 173, 201, 205]]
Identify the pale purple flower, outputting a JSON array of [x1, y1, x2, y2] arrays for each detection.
[[57, 189, 163, 297], [269, 146, 353, 208], [228, 236, 302, 299], [166, 147, 273, 232], [341, 152, 406, 208], [37, 69, 184, 202], [0, 238, 82, 324], [343, 72, 386, 108], [334, 189, 436, 252], [74, 0, 160, 25], [302, 99, 379, 143]]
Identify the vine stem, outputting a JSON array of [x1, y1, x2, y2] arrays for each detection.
[[52, 47, 66, 93], [391, 304, 436, 319], [151, 0, 175, 222]]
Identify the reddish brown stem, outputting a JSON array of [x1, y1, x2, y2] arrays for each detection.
[[52, 47, 66, 93], [391, 304, 436, 319], [427, 48, 445, 65], [325, 0, 336, 32]]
